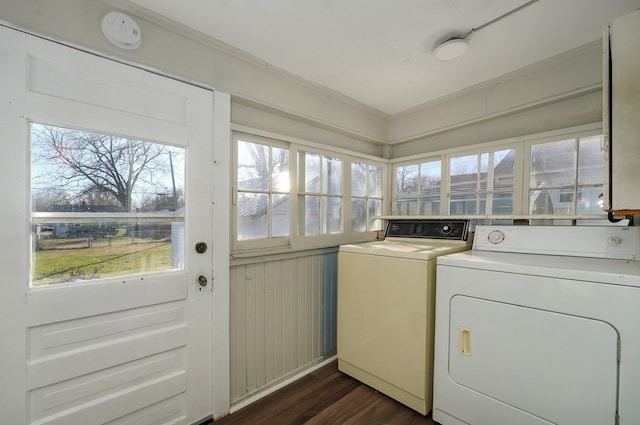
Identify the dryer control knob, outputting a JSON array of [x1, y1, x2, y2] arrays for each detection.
[[607, 236, 622, 246], [487, 229, 505, 244]]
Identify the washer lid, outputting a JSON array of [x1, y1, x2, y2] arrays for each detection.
[[340, 238, 471, 260]]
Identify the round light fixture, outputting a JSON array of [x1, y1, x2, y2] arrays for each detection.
[[433, 38, 469, 62]]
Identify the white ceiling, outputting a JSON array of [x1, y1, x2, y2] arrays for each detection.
[[126, 0, 640, 116]]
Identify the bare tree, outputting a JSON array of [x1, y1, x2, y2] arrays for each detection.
[[32, 124, 179, 212]]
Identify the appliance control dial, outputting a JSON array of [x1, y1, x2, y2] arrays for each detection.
[[440, 223, 454, 234], [487, 229, 505, 244], [607, 236, 622, 246]]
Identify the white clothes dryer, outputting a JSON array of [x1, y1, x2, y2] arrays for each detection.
[[433, 225, 640, 425]]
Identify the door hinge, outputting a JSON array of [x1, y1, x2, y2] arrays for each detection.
[[615, 411, 620, 425]]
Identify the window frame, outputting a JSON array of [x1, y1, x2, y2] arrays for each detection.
[[391, 123, 606, 223], [232, 131, 293, 252], [350, 160, 385, 233], [231, 127, 388, 255]]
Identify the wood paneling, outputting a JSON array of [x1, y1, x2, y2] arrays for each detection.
[[230, 250, 338, 403]]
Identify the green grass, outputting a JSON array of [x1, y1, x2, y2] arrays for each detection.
[[33, 237, 174, 285]]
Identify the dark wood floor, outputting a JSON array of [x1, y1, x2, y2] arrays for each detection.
[[212, 360, 438, 425]]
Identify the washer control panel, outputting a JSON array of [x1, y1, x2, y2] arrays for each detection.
[[385, 219, 470, 240]]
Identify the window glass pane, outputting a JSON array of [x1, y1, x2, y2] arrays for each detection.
[[351, 198, 367, 232], [396, 164, 418, 195], [530, 139, 576, 188], [368, 199, 383, 231], [238, 140, 269, 191], [323, 156, 342, 195], [303, 195, 320, 235], [450, 194, 477, 215], [30, 123, 185, 285], [303, 153, 320, 193], [271, 147, 290, 192], [420, 161, 441, 195], [272, 194, 289, 237], [368, 165, 383, 198], [450, 154, 478, 192], [420, 197, 440, 215], [479, 153, 489, 191], [32, 221, 180, 286], [578, 136, 604, 185], [494, 149, 515, 190], [576, 186, 604, 215], [396, 199, 418, 215], [351, 162, 366, 197], [492, 192, 514, 215], [529, 188, 575, 215], [237, 193, 268, 240], [324, 196, 342, 234]]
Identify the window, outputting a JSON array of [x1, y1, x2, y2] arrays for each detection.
[[391, 125, 605, 223], [394, 159, 441, 215], [529, 135, 604, 216], [236, 135, 290, 244], [30, 123, 185, 285], [351, 161, 383, 232], [298, 151, 342, 235], [233, 130, 387, 252], [448, 149, 515, 216]]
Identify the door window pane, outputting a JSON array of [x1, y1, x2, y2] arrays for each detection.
[[30, 123, 185, 286]]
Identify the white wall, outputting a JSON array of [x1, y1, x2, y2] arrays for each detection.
[[388, 42, 603, 158], [0, 0, 388, 149]]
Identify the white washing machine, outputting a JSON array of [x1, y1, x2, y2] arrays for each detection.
[[337, 219, 472, 415], [433, 225, 640, 425]]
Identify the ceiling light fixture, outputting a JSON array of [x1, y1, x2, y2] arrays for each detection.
[[433, 0, 539, 62]]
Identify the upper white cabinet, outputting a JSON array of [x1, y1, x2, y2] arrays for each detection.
[[603, 9, 640, 214]]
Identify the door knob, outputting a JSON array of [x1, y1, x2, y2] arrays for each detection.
[[195, 242, 208, 253], [198, 275, 208, 287]]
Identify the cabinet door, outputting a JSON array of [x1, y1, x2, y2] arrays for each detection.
[[604, 9, 640, 213], [449, 295, 618, 425]]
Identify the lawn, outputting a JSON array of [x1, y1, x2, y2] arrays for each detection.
[[33, 236, 174, 285]]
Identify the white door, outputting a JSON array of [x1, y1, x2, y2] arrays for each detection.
[[0, 27, 230, 424]]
